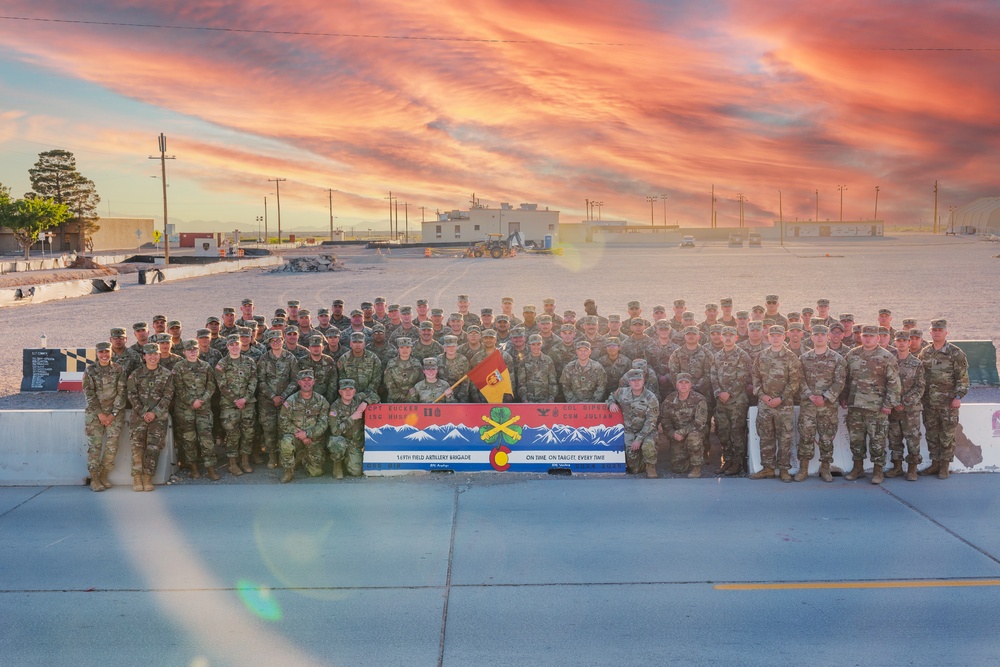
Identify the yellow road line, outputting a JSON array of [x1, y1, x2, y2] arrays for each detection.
[[716, 579, 1000, 591]]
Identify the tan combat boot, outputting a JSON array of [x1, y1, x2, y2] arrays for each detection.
[[844, 460, 865, 480], [280, 468, 295, 483], [687, 465, 701, 479], [779, 469, 792, 483], [750, 466, 775, 480], [189, 464, 202, 480], [332, 461, 345, 480], [205, 466, 220, 481], [141, 474, 154, 492], [937, 462, 950, 479], [725, 460, 745, 476], [646, 464, 658, 479], [884, 458, 904, 478], [819, 461, 833, 483], [267, 451, 279, 469], [89, 472, 105, 492], [99, 467, 112, 489], [919, 460, 941, 476], [228, 456, 243, 476], [871, 464, 884, 485], [240, 454, 254, 474], [132, 475, 144, 492], [794, 459, 810, 482], [905, 461, 918, 482]]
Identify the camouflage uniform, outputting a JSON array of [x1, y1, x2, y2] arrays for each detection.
[[436, 353, 473, 402], [646, 338, 680, 396], [752, 346, 803, 472], [369, 342, 398, 370], [171, 357, 217, 468], [126, 363, 175, 477], [599, 352, 633, 391], [918, 341, 969, 465], [83, 360, 127, 475], [256, 350, 300, 456], [457, 342, 486, 363], [843, 346, 901, 467], [667, 346, 714, 401], [388, 324, 420, 347], [659, 390, 709, 473], [198, 346, 223, 368], [111, 348, 140, 377], [889, 353, 926, 465], [797, 349, 847, 464], [337, 350, 383, 404], [607, 385, 660, 474], [216, 353, 258, 458], [411, 339, 444, 363], [710, 347, 752, 464], [519, 353, 559, 403], [299, 353, 339, 405], [408, 378, 456, 403], [560, 360, 608, 402], [326, 394, 366, 476], [384, 357, 424, 403], [278, 391, 330, 476]]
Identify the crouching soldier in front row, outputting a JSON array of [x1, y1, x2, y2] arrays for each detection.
[[607, 368, 660, 478], [327, 379, 368, 479], [659, 372, 709, 478], [83, 341, 127, 491], [278, 369, 330, 483]]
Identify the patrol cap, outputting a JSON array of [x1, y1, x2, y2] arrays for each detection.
[[673, 299, 685, 307], [143, 343, 159, 354], [812, 324, 830, 334], [839, 313, 855, 322], [264, 330, 283, 341], [422, 357, 438, 368], [787, 312, 801, 321], [683, 326, 699, 335], [930, 318, 947, 329], [709, 324, 723, 333], [878, 308, 892, 315], [627, 300, 640, 309], [317, 308, 330, 316], [735, 310, 749, 319], [225, 334, 240, 345], [877, 326, 889, 335], [894, 330, 910, 340], [196, 328, 211, 338], [583, 298, 596, 305], [763, 319, 776, 327], [287, 300, 300, 307], [765, 294, 779, 303], [285, 325, 300, 335], [339, 378, 356, 389], [153, 314, 168, 321], [578, 315, 595, 325], [560, 324, 576, 333], [902, 318, 917, 327], [442, 335, 459, 346], [852, 324, 863, 334], [481, 329, 498, 338], [167, 320, 181, 329], [271, 318, 286, 326], [653, 304, 667, 313], [817, 298, 830, 306], [481, 307, 494, 315], [631, 358, 648, 368], [274, 308, 287, 317], [720, 297, 733, 307], [332, 299, 345, 306], [751, 305, 765, 313], [350, 309, 363, 317], [495, 314, 510, 323], [605, 338, 620, 346], [655, 320, 672, 329], [238, 327, 253, 337], [297, 369, 314, 380], [416, 298, 429, 306], [630, 317, 646, 327], [350, 332, 366, 342], [457, 294, 469, 301], [625, 369, 644, 381], [372, 323, 386, 333], [182, 339, 198, 351], [418, 321, 434, 330], [298, 309, 311, 317], [221, 308, 235, 315], [466, 325, 482, 333], [563, 309, 576, 317], [543, 298, 556, 305], [374, 297, 387, 304], [675, 372, 692, 383], [360, 302, 373, 309], [682, 311, 695, 320], [241, 298, 253, 306], [206, 316, 220, 324], [528, 334, 543, 345], [722, 326, 738, 335], [522, 305, 536, 313], [910, 329, 923, 338], [705, 303, 719, 311], [862, 325, 879, 336], [448, 312, 463, 322], [575, 340, 592, 349], [536, 315, 552, 324], [768, 325, 786, 335], [95, 341, 112, 352], [400, 306, 412, 314], [829, 322, 844, 332], [110, 327, 126, 337], [801, 307, 815, 316], [154, 333, 171, 343], [397, 337, 414, 347], [810, 318, 825, 327], [253, 315, 266, 324], [307, 335, 324, 347], [501, 296, 514, 304], [748, 321, 764, 331], [387, 304, 400, 312], [787, 323, 803, 332], [511, 327, 526, 337], [608, 314, 621, 323], [430, 308, 444, 316]]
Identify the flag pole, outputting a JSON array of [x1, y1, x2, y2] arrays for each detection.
[[432, 374, 468, 403]]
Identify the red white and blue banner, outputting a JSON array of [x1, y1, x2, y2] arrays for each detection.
[[364, 403, 626, 475]]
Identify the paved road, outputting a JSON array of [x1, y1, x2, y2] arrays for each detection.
[[3, 473, 999, 666]]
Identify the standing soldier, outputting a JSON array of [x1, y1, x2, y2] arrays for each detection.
[[236, 298, 256, 329], [668, 325, 715, 454], [384, 338, 423, 402], [750, 325, 803, 482], [408, 357, 455, 402], [763, 295, 788, 329], [278, 369, 330, 483], [796, 325, 847, 482], [127, 342, 175, 491], [83, 341, 127, 491], [711, 326, 752, 476], [256, 329, 299, 469], [457, 294, 481, 327], [109, 327, 139, 377], [842, 324, 901, 484], [172, 340, 219, 481], [326, 378, 367, 479], [888, 330, 926, 481], [130, 322, 152, 357], [337, 332, 383, 405], [647, 320, 680, 398], [458, 325, 485, 362], [437, 336, 472, 402], [918, 319, 969, 479], [598, 338, 632, 391], [411, 321, 445, 362], [469, 330, 514, 403], [519, 334, 558, 403], [560, 340, 608, 403], [369, 324, 398, 370], [219, 307, 239, 339], [659, 373, 709, 477], [608, 369, 660, 477], [216, 334, 258, 476], [298, 335, 339, 405]]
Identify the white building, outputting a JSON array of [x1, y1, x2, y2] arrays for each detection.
[[421, 203, 559, 245]]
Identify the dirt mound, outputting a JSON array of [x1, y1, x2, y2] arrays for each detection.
[[272, 254, 347, 272]]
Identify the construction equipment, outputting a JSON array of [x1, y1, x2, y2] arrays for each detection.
[[467, 231, 525, 258]]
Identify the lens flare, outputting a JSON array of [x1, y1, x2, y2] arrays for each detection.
[[236, 579, 282, 621]]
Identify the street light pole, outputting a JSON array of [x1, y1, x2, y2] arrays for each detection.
[[815, 189, 819, 222], [263, 196, 268, 244], [838, 184, 847, 222], [660, 193, 668, 226], [645, 196, 656, 226], [778, 190, 783, 246], [594, 201, 603, 221], [874, 185, 880, 222], [737, 192, 745, 228], [328, 189, 335, 241], [148, 133, 175, 264], [269, 178, 286, 243]]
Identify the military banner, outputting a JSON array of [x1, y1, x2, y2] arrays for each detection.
[[363, 403, 626, 475]]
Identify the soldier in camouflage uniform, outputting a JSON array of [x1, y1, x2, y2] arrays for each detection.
[[238, 327, 265, 361], [841, 324, 901, 484], [283, 326, 311, 361], [171, 340, 219, 480], [549, 324, 581, 380], [762, 295, 788, 330], [647, 320, 680, 398], [621, 358, 659, 402], [338, 332, 384, 404], [621, 318, 651, 363], [560, 340, 608, 402], [519, 334, 558, 402], [299, 335, 339, 405], [711, 326, 752, 476], [278, 369, 331, 483], [154, 332, 182, 371], [917, 319, 969, 479], [167, 320, 184, 355], [329, 299, 352, 330], [127, 342, 175, 491], [384, 337, 423, 402], [109, 327, 139, 377], [457, 325, 485, 362], [83, 341, 127, 491], [888, 330, 926, 481], [215, 334, 258, 476], [196, 328, 222, 367], [218, 307, 239, 340], [326, 378, 367, 478], [129, 321, 152, 357], [412, 321, 445, 362], [408, 357, 455, 403], [369, 323, 398, 370], [608, 368, 660, 477], [750, 325, 803, 482], [796, 325, 847, 482], [437, 336, 472, 402], [441, 313, 468, 344], [598, 338, 632, 391], [388, 306, 420, 347], [669, 325, 715, 452], [659, 373, 709, 477], [256, 329, 299, 469]]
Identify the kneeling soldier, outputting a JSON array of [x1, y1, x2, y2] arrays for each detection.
[[607, 368, 660, 477], [278, 370, 330, 483], [327, 378, 368, 478], [659, 372, 709, 477]]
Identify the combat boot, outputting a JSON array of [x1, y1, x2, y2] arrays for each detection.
[[98, 468, 112, 489], [687, 465, 701, 479], [884, 458, 904, 478], [919, 460, 941, 476], [253, 450, 265, 465], [280, 468, 295, 484], [267, 451, 279, 469], [750, 466, 775, 480], [141, 474, 154, 492], [646, 464, 658, 479], [819, 461, 833, 483], [871, 464, 884, 485], [89, 473, 105, 492], [332, 461, 345, 480], [228, 456, 243, 476], [132, 475, 144, 492], [725, 460, 744, 476], [794, 459, 810, 482], [844, 459, 865, 480], [240, 454, 254, 474], [189, 464, 202, 480], [937, 461, 950, 479], [779, 469, 792, 483], [905, 461, 918, 482], [205, 466, 220, 481]]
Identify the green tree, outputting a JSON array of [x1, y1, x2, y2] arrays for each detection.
[[27, 149, 101, 248], [0, 183, 71, 259]]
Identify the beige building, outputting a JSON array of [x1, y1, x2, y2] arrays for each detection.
[[422, 203, 559, 245], [0, 216, 155, 255]]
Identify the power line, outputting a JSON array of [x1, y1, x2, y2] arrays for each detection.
[[0, 15, 629, 46]]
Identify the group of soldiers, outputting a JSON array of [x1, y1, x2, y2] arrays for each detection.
[[83, 293, 969, 491]]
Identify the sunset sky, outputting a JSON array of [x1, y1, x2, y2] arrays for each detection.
[[0, 2, 997, 234]]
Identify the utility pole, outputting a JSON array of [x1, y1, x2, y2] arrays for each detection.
[[778, 190, 783, 246], [815, 189, 819, 222], [148, 133, 175, 264], [711, 184, 716, 229], [874, 185, 880, 222], [645, 196, 656, 226], [585, 198, 591, 220], [838, 184, 847, 221], [737, 193, 746, 228], [386, 191, 396, 239], [394, 200, 399, 241], [419, 205, 427, 223], [328, 189, 335, 241], [594, 201, 603, 221], [269, 178, 286, 243], [403, 202, 409, 243], [933, 180, 939, 234], [263, 196, 268, 244], [660, 194, 668, 226]]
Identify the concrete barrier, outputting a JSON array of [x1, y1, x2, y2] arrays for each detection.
[[137, 256, 282, 284], [0, 278, 119, 308], [0, 410, 175, 486], [748, 404, 1000, 475]]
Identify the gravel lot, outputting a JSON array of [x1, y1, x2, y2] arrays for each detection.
[[1, 233, 997, 410]]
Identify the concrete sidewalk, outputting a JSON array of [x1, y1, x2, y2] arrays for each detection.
[[2, 474, 999, 666]]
